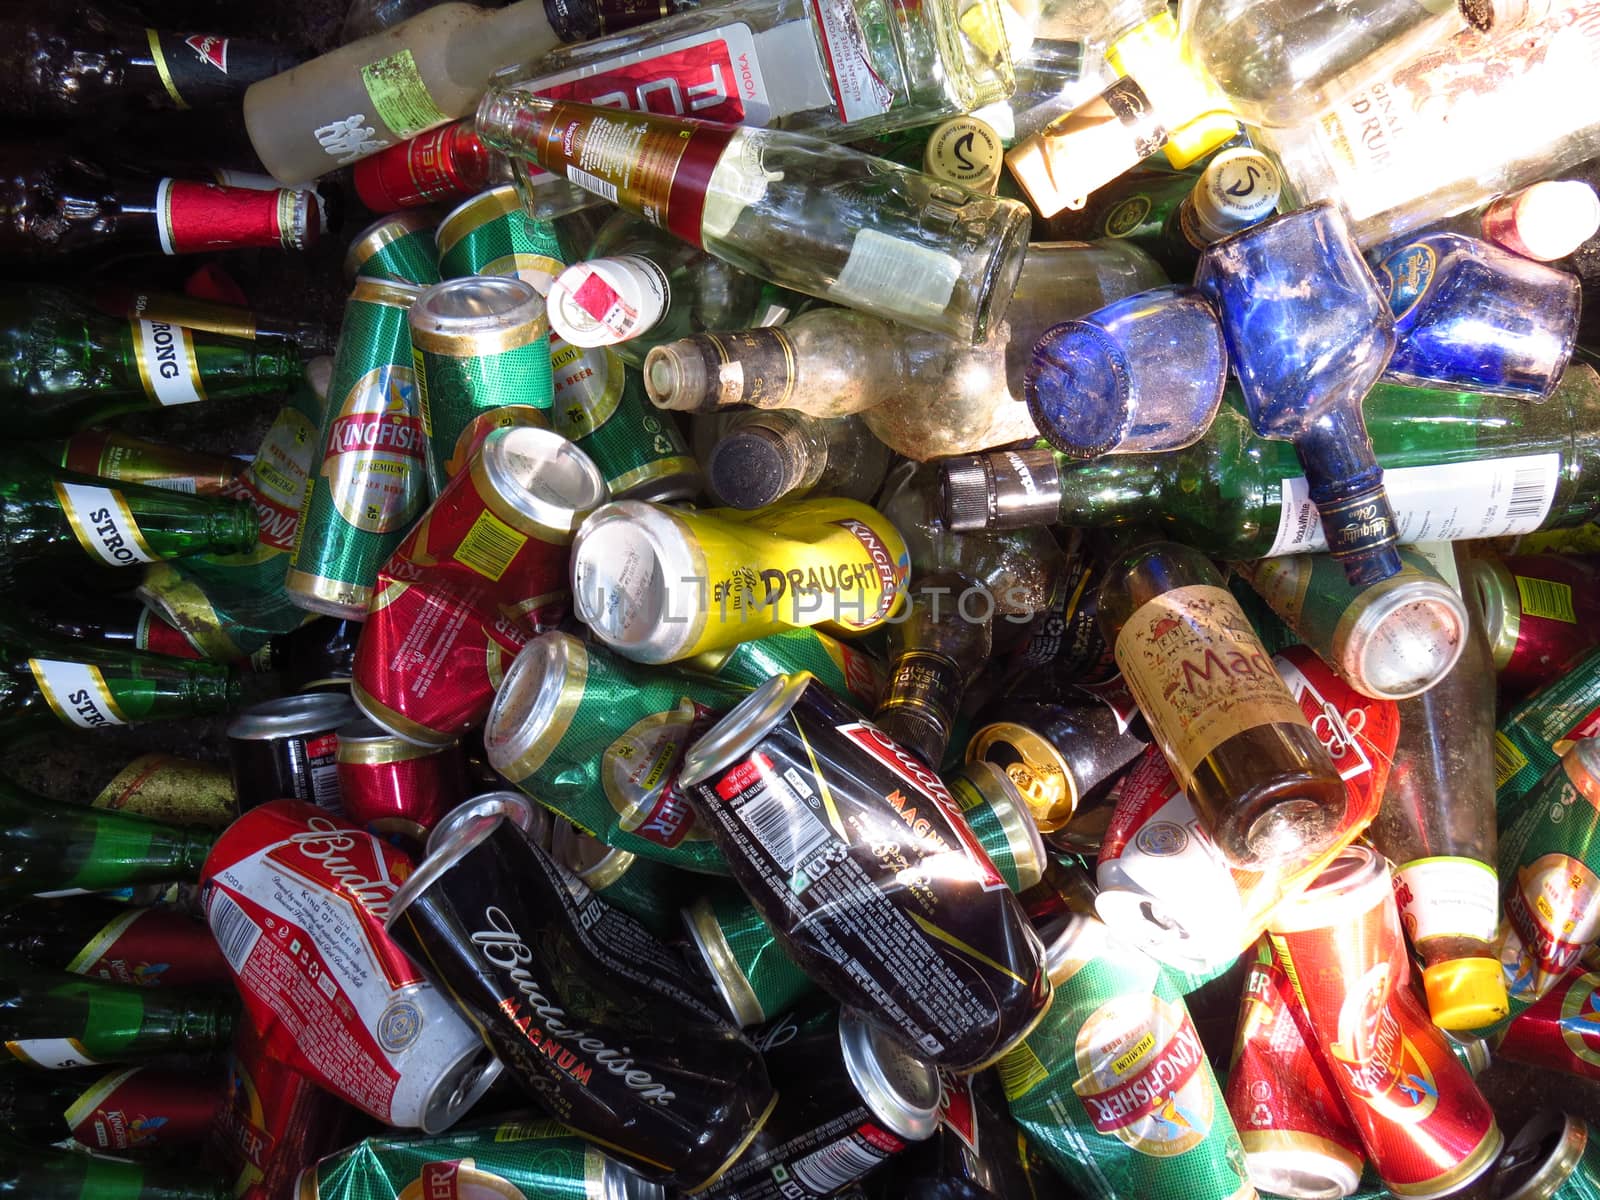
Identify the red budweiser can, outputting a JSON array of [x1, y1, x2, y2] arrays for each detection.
[[200, 800, 501, 1131], [1225, 939, 1366, 1199], [1269, 845, 1503, 1198], [1495, 967, 1600, 1082], [210, 1020, 355, 1200], [335, 717, 470, 841], [352, 425, 608, 746]]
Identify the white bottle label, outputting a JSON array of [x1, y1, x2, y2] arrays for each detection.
[[133, 319, 207, 407], [811, 0, 894, 121], [547, 255, 671, 348], [53, 483, 156, 566], [1394, 856, 1499, 943], [28, 660, 128, 729], [831, 228, 960, 318], [1267, 452, 1561, 557], [6, 1038, 99, 1070]]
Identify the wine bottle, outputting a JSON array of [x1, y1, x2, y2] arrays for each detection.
[[0, 146, 316, 264], [0, 5, 300, 120], [941, 363, 1600, 554], [0, 287, 302, 434], [476, 95, 1030, 344]]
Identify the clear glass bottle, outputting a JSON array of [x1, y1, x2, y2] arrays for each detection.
[[1097, 541, 1348, 867], [1245, 0, 1600, 247], [704, 409, 891, 509], [477, 94, 1031, 343]]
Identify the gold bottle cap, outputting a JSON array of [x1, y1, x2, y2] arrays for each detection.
[[923, 116, 1004, 194]]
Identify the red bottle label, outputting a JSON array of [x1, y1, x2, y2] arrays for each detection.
[[67, 904, 231, 989], [156, 180, 310, 255], [354, 121, 488, 211], [135, 608, 204, 660], [66, 1066, 223, 1152]]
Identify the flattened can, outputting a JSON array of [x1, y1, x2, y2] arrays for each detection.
[[484, 630, 745, 874], [678, 672, 1050, 1071], [227, 693, 358, 813], [703, 1006, 942, 1199], [1494, 737, 1600, 1022], [200, 801, 501, 1131], [287, 278, 428, 620], [1268, 845, 1503, 1198], [384, 792, 776, 1190], [682, 625, 886, 711], [1494, 1112, 1600, 1200], [1225, 940, 1366, 1200], [334, 718, 469, 841], [1494, 642, 1600, 821], [343, 212, 441, 287], [682, 890, 818, 1027], [548, 818, 688, 937], [351, 426, 608, 745], [293, 1117, 666, 1200], [409, 274, 554, 495], [995, 913, 1256, 1200]]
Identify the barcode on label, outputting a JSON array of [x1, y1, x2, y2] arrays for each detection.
[[1517, 575, 1577, 623], [567, 166, 619, 204], [453, 509, 528, 581], [735, 778, 833, 872], [1494, 732, 1530, 791], [792, 1134, 887, 1194], [145, 477, 199, 494], [209, 892, 262, 971], [1507, 466, 1551, 524]]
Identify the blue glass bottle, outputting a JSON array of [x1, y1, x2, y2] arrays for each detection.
[[1196, 201, 1401, 586], [1375, 232, 1581, 399]]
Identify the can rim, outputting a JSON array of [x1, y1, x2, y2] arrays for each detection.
[[1464, 555, 1520, 671], [387, 793, 540, 933], [227, 692, 357, 739], [678, 673, 812, 789], [410, 274, 549, 354], [344, 215, 435, 283], [483, 632, 588, 781], [480, 426, 610, 541], [680, 895, 766, 1028], [1091, 884, 1239, 975], [1339, 573, 1468, 700], [601, 1156, 669, 1200], [1496, 1111, 1587, 1200], [1238, 1134, 1364, 1200], [838, 1008, 942, 1141], [570, 500, 704, 664], [420, 1032, 505, 1135], [425, 791, 544, 857], [958, 760, 1048, 891], [965, 717, 1080, 832], [550, 819, 636, 888], [436, 184, 523, 258], [1264, 843, 1389, 935]]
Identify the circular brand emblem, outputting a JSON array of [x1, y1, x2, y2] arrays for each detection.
[[377, 998, 423, 1052], [1135, 821, 1189, 857], [1103, 195, 1152, 239], [323, 364, 427, 532], [1560, 975, 1600, 1068], [1071, 995, 1213, 1156]]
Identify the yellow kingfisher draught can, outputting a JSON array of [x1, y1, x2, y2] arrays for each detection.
[[570, 497, 910, 664]]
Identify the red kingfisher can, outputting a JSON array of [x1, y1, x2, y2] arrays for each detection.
[[200, 800, 501, 1131], [351, 425, 609, 746], [1224, 939, 1366, 1199], [1495, 967, 1600, 1082], [334, 718, 469, 842], [1268, 845, 1502, 1198], [210, 1020, 356, 1200]]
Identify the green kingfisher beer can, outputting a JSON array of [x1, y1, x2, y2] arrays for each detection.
[[435, 185, 566, 284], [680, 626, 886, 711], [287, 278, 428, 620], [947, 761, 1049, 893], [1495, 643, 1600, 822], [682, 890, 819, 1027], [344, 211, 441, 287], [483, 631, 746, 874], [998, 913, 1257, 1200], [295, 1116, 664, 1199], [409, 275, 554, 495]]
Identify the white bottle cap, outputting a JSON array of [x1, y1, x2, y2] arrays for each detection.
[[1482, 179, 1600, 262], [546, 255, 671, 349], [1186, 146, 1282, 243]]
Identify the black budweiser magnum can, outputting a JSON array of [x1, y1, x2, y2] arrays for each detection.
[[384, 793, 775, 1191], [678, 673, 1051, 1071]]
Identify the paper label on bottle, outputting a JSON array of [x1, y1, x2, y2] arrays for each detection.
[[1114, 584, 1310, 773], [52, 483, 157, 567], [132, 320, 207, 407], [812, 0, 893, 121], [1268, 453, 1561, 557], [360, 48, 450, 139], [1377, 243, 1436, 320], [28, 660, 129, 729], [830, 228, 960, 318], [6, 1038, 99, 1070], [548, 255, 671, 346], [1393, 856, 1499, 944]]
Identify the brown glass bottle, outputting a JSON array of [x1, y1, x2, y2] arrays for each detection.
[[0, 6, 300, 121], [0, 146, 315, 264], [1096, 541, 1346, 867]]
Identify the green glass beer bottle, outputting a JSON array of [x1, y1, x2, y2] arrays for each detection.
[[0, 1130, 230, 1198], [0, 1060, 227, 1153], [0, 781, 214, 897], [0, 897, 226, 987], [0, 445, 256, 571], [0, 955, 234, 1069], [0, 287, 301, 434], [942, 362, 1600, 553], [0, 603, 239, 738]]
